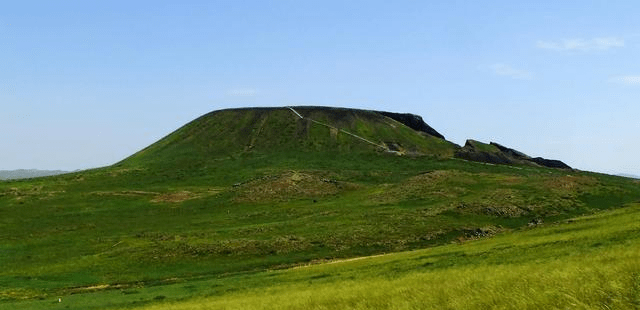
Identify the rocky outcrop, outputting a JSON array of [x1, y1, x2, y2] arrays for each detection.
[[489, 142, 530, 160], [379, 112, 445, 139], [530, 157, 572, 169], [454, 139, 571, 170], [455, 140, 516, 165]]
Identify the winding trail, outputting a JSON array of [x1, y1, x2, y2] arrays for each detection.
[[292, 253, 389, 269], [286, 106, 394, 152], [287, 107, 304, 119]]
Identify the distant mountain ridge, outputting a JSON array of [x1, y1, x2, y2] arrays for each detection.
[[0, 169, 69, 180]]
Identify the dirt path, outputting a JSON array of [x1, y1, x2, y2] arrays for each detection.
[[286, 106, 394, 152], [292, 253, 390, 269]]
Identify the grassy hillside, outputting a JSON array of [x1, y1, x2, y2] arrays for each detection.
[[4, 203, 639, 309], [120, 107, 457, 169], [0, 107, 638, 308], [129, 203, 640, 310]]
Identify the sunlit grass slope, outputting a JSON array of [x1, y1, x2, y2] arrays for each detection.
[[128, 203, 640, 310], [6, 203, 638, 309]]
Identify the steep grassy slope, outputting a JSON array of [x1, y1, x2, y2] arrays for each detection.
[[120, 107, 457, 169], [0, 107, 638, 308]]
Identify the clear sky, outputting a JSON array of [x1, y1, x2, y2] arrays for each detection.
[[2, 1, 639, 176]]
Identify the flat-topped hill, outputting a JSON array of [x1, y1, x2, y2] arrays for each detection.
[[3, 106, 633, 308], [120, 107, 458, 168]]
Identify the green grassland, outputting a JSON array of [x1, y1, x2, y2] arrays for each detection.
[[130, 202, 640, 310], [4, 202, 639, 309], [1, 107, 639, 308]]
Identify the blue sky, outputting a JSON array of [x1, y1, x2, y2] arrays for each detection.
[[2, 1, 639, 176]]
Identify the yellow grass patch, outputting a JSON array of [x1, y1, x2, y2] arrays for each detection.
[[151, 191, 197, 203], [233, 171, 358, 202]]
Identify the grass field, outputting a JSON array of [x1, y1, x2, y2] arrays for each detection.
[[1, 107, 639, 309], [141, 203, 640, 310], [4, 203, 638, 309]]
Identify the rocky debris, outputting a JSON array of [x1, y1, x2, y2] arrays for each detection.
[[379, 111, 445, 139], [462, 226, 500, 239], [456, 201, 529, 218], [528, 218, 543, 226], [481, 205, 527, 217]]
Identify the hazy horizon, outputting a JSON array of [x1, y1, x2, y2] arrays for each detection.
[[2, 1, 639, 176]]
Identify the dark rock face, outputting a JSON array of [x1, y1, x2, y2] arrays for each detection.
[[455, 140, 514, 165], [490, 142, 571, 169], [530, 157, 572, 169], [379, 112, 445, 139], [489, 142, 530, 159], [454, 139, 572, 170]]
